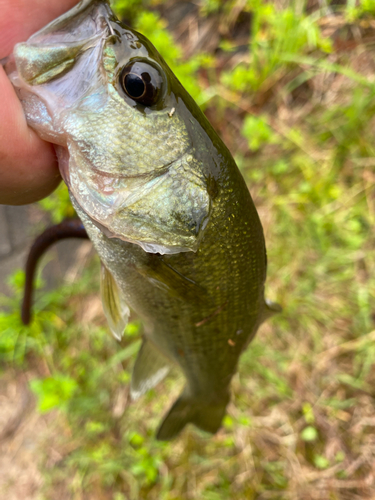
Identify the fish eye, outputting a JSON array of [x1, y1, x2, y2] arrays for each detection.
[[120, 61, 163, 106]]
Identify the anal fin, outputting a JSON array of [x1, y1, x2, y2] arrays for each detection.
[[100, 263, 130, 341], [131, 339, 170, 400]]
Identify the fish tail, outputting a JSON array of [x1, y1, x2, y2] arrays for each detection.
[[156, 390, 229, 441]]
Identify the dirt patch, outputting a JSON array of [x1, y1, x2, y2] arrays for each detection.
[[0, 372, 59, 500]]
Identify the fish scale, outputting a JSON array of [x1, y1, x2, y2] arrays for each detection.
[[6, 0, 279, 439], [66, 107, 188, 176], [66, 88, 190, 176]]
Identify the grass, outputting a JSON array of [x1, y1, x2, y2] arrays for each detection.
[[1, 0, 375, 498]]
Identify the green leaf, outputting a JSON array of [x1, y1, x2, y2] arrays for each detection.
[[300, 426, 318, 442], [242, 115, 278, 152], [30, 374, 78, 413], [314, 455, 330, 469]]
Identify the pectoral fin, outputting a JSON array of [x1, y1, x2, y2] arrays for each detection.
[[138, 255, 208, 305], [131, 339, 171, 400], [100, 263, 130, 340]]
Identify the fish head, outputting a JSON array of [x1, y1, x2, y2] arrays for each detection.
[[8, 0, 217, 254]]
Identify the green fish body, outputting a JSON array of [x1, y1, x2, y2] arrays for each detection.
[[7, 0, 279, 439]]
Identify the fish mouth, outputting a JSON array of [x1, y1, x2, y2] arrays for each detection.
[[8, 0, 115, 92]]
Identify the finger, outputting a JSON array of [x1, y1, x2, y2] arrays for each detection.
[[0, 0, 80, 205], [0, 66, 61, 205], [0, 0, 80, 58]]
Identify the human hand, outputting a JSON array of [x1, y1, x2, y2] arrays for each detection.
[[0, 0, 79, 205]]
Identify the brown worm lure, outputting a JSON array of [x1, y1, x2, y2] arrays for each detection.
[[22, 218, 89, 325]]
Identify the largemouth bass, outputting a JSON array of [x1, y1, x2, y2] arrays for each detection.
[[6, 0, 280, 440]]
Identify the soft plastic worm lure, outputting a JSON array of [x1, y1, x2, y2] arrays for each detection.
[[22, 218, 88, 325]]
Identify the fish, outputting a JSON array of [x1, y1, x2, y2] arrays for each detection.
[[6, 0, 280, 440]]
